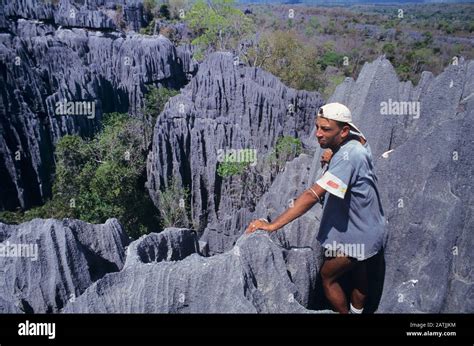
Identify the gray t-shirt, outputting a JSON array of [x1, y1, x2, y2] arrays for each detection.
[[316, 138, 386, 261]]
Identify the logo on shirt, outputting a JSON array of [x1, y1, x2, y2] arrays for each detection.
[[316, 171, 348, 199]]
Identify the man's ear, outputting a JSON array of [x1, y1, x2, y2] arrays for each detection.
[[341, 124, 351, 139]]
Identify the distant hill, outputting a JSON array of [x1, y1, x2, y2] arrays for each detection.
[[236, 0, 474, 4]]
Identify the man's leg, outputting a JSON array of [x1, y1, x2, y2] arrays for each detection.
[[350, 260, 368, 312], [320, 256, 356, 314]]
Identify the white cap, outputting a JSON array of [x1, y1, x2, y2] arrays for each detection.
[[317, 102, 366, 141]]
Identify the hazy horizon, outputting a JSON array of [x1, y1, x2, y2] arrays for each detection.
[[236, 0, 474, 4]]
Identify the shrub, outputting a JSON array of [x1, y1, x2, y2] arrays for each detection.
[[265, 136, 302, 171], [318, 51, 345, 71], [157, 177, 191, 228], [144, 86, 180, 121], [185, 0, 254, 54], [1, 113, 159, 239], [248, 30, 324, 91], [158, 4, 171, 19]]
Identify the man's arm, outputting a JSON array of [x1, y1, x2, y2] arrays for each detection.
[[268, 184, 327, 232]]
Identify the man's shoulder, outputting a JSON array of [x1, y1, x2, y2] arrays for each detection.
[[335, 140, 369, 166], [337, 140, 367, 157]]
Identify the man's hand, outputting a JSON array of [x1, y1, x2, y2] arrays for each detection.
[[321, 149, 333, 168], [245, 219, 275, 234]]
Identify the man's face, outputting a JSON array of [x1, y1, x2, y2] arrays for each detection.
[[315, 116, 349, 149]]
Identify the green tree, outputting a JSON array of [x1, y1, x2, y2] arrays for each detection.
[[252, 30, 324, 91], [140, 19, 156, 35], [2, 113, 160, 239], [185, 0, 254, 59], [304, 17, 320, 36], [55, 113, 157, 238], [318, 51, 345, 71], [382, 42, 396, 61], [158, 4, 171, 19], [143, 86, 180, 146], [144, 86, 180, 121], [143, 0, 158, 21]]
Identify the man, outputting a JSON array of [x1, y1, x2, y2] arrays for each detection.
[[245, 102, 386, 314]]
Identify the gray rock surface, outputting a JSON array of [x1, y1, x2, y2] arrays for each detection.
[[0, 0, 196, 211], [123, 228, 200, 268], [2, 0, 148, 31], [64, 230, 327, 313], [0, 218, 129, 313], [146, 51, 324, 232], [172, 55, 473, 312], [0, 0, 472, 312], [318, 56, 473, 312]]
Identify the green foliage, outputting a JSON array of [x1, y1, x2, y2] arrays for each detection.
[[185, 0, 254, 54], [253, 30, 325, 91], [322, 74, 346, 101], [157, 177, 190, 228], [217, 153, 252, 178], [437, 20, 454, 34], [395, 63, 411, 81], [274, 136, 302, 161], [144, 86, 180, 121], [318, 51, 345, 71], [55, 113, 157, 238], [382, 42, 396, 57], [193, 49, 205, 62], [143, 0, 158, 21], [140, 19, 156, 35], [304, 16, 320, 36], [1, 113, 159, 239], [265, 136, 302, 170], [309, 16, 320, 30], [159, 4, 171, 19], [324, 20, 336, 34]]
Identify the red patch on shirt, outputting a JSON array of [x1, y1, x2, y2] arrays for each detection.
[[327, 180, 339, 189]]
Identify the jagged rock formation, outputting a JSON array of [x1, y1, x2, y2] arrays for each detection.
[[329, 57, 473, 313], [2, 0, 148, 31], [200, 153, 322, 255], [123, 228, 200, 268], [64, 229, 325, 313], [278, 57, 474, 313], [146, 51, 324, 232], [0, 218, 129, 313], [0, 0, 197, 211], [151, 53, 472, 312], [0, 2, 472, 312]]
